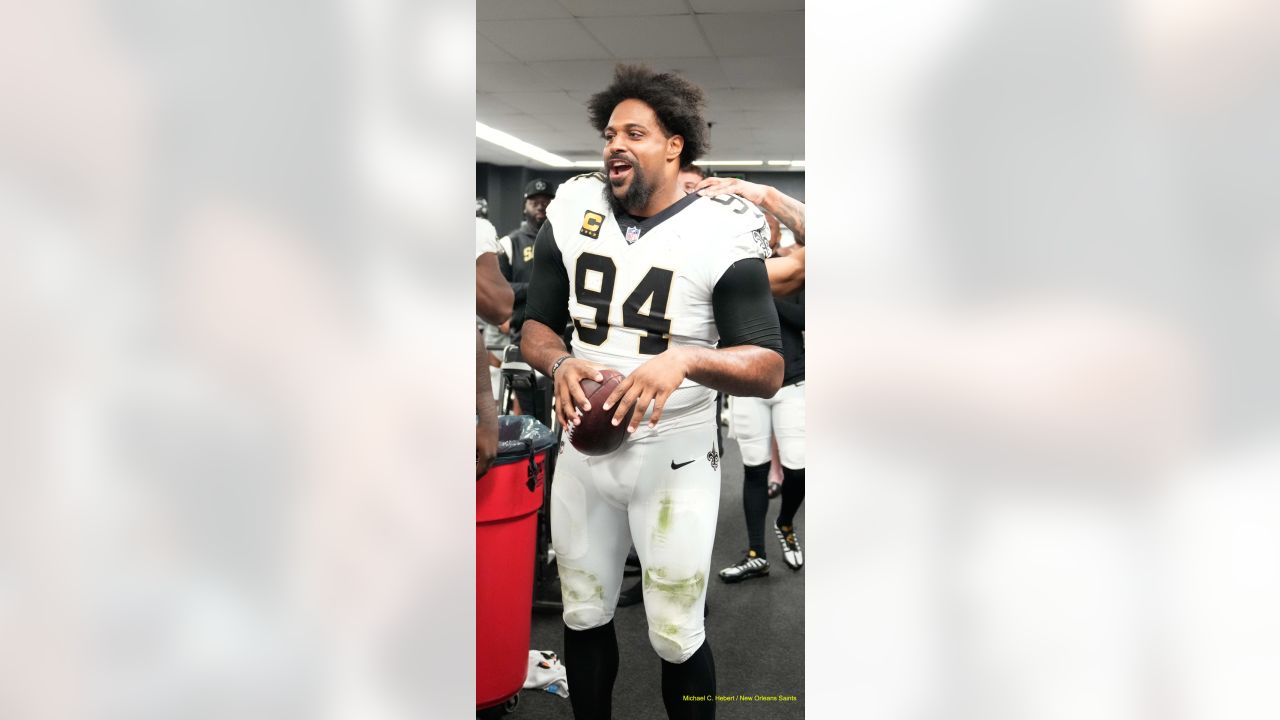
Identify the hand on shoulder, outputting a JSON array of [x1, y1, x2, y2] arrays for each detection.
[[694, 176, 769, 206]]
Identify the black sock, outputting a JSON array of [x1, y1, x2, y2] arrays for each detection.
[[776, 467, 805, 529], [742, 463, 770, 556], [661, 638, 716, 719], [564, 621, 619, 719]]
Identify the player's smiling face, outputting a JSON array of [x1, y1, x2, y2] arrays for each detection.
[[602, 99, 683, 213]]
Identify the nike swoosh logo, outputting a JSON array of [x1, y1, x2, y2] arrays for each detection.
[[671, 459, 695, 470]]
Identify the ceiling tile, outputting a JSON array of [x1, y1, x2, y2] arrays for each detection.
[[535, 112, 596, 133], [580, 15, 712, 58], [477, 0, 571, 20], [698, 12, 803, 57], [536, 132, 601, 156], [558, 0, 690, 17], [741, 109, 804, 131], [477, 62, 563, 92], [527, 60, 619, 91], [492, 91, 581, 114], [721, 55, 804, 89], [478, 19, 611, 62], [630, 56, 731, 90], [476, 35, 517, 63], [480, 114, 559, 141], [729, 87, 805, 111], [689, 0, 805, 12], [477, 93, 523, 116], [477, 6, 804, 166], [703, 87, 744, 111]]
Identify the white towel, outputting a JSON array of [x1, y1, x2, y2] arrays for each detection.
[[524, 650, 570, 698]]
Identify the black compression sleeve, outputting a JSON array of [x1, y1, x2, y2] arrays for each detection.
[[522, 221, 570, 331], [712, 258, 783, 354]]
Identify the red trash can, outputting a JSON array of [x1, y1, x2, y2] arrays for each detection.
[[477, 416, 556, 713]]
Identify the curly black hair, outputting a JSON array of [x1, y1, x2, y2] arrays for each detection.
[[587, 64, 709, 166]]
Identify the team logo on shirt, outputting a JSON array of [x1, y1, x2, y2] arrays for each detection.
[[580, 211, 604, 239], [707, 446, 720, 470], [625, 226, 641, 244], [751, 227, 772, 258]]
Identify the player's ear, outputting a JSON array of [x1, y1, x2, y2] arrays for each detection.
[[666, 134, 684, 162]]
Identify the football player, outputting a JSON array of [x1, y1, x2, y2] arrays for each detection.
[[694, 175, 806, 296], [686, 178, 807, 579], [677, 163, 706, 194], [476, 216, 512, 477], [520, 65, 784, 720], [497, 179, 557, 420]]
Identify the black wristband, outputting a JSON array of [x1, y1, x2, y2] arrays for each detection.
[[549, 354, 573, 380]]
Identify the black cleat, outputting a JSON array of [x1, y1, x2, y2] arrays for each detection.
[[718, 550, 770, 583]]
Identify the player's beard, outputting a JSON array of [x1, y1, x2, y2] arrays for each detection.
[[605, 164, 654, 217], [524, 209, 545, 229]]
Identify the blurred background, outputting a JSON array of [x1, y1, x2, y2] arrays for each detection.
[[0, 0, 475, 718], [809, 1, 1280, 719]]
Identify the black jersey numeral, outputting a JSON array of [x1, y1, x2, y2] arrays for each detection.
[[573, 252, 673, 355], [623, 268, 674, 354], [708, 193, 761, 217], [573, 252, 616, 346]]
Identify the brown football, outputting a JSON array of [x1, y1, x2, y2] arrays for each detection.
[[569, 369, 634, 456]]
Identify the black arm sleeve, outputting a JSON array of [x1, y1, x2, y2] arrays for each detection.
[[712, 258, 783, 355], [511, 281, 529, 305], [773, 296, 805, 331], [522, 221, 571, 332]]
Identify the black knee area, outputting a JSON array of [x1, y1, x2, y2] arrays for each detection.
[[564, 621, 619, 719], [777, 467, 806, 528], [661, 638, 716, 719], [742, 463, 771, 555]]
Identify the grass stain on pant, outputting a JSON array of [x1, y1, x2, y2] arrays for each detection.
[[642, 568, 706, 610], [559, 564, 604, 604]]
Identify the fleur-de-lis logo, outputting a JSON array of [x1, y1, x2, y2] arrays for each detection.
[[707, 446, 719, 470]]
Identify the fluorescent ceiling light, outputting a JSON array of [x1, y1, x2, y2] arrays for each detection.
[[475, 122, 804, 170], [476, 121, 574, 167]]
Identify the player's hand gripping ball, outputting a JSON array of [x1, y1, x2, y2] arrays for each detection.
[[570, 369, 634, 456]]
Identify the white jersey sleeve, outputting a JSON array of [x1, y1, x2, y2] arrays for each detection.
[[689, 193, 773, 292], [475, 217, 500, 259]]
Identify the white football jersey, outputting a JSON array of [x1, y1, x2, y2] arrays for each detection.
[[546, 173, 771, 433]]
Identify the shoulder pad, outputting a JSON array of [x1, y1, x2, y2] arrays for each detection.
[[554, 172, 605, 201], [701, 193, 767, 231]]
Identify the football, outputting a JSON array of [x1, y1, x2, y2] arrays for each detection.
[[569, 369, 634, 456]]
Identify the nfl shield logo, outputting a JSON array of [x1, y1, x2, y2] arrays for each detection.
[[625, 226, 641, 244]]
